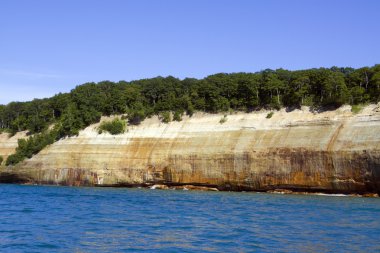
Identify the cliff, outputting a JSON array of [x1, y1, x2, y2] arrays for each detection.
[[0, 131, 27, 163], [1, 105, 380, 194]]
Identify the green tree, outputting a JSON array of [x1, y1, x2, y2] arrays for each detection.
[[350, 86, 366, 104], [262, 71, 285, 109], [322, 71, 349, 106], [285, 73, 311, 107], [173, 110, 183, 121], [160, 111, 172, 123], [369, 66, 380, 101], [57, 103, 83, 137], [235, 73, 260, 111]]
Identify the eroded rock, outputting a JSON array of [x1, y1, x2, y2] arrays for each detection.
[[0, 106, 379, 194]]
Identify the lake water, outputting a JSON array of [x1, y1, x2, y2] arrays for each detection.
[[0, 184, 379, 252]]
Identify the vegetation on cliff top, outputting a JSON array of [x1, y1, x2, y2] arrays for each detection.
[[98, 118, 126, 135], [1, 65, 380, 165]]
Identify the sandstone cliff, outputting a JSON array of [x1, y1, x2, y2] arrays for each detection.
[[0, 131, 27, 164], [1, 105, 380, 194]]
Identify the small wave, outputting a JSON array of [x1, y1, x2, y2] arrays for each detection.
[[21, 208, 34, 213], [314, 193, 349, 197]]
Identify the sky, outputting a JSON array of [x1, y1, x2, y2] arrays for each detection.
[[0, 0, 379, 104]]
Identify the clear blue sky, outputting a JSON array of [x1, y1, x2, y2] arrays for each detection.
[[1, 0, 379, 104]]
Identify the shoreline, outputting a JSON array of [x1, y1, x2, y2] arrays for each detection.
[[3, 182, 379, 198]]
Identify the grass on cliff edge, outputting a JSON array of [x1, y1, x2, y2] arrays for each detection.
[[219, 115, 228, 124], [98, 118, 126, 135], [351, 104, 365, 114], [266, 112, 274, 118]]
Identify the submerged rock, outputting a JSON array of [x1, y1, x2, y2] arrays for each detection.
[[171, 185, 219, 191], [267, 189, 294, 194], [150, 184, 169, 190], [362, 193, 379, 198]]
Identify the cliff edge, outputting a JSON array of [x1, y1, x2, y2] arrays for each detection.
[[1, 105, 380, 194]]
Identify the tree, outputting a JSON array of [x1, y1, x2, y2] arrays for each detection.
[[284, 71, 312, 107], [234, 73, 260, 111], [206, 73, 237, 108], [369, 65, 380, 101], [321, 71, 349, 106], [57, 103, 83, 137], [350, 86, 366, 104], [160, 111, 172, 123], [262, 71, 285, 108], [173, 110, 183, 121]]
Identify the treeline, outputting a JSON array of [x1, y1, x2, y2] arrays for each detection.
[[1, 65, 380, 165]]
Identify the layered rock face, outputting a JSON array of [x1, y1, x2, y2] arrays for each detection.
[[0, 131, 27, 163], [1, 105, 380, 193]]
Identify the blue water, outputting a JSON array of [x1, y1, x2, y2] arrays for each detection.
[[0, 185, 379, 253]]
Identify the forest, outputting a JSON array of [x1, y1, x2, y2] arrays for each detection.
[[1, 65, 380, 165]]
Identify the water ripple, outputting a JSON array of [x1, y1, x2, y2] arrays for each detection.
[[0, 185, 379, 252]]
